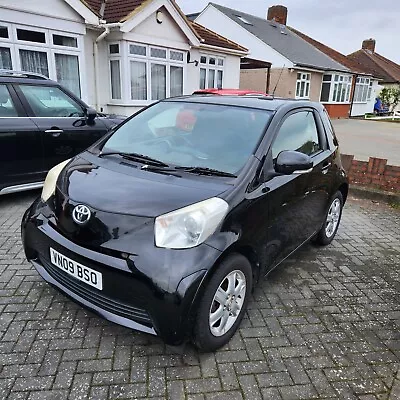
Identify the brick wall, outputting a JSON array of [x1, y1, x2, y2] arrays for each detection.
[[324, 104, 351, 119], [341, 154, 400, 192]]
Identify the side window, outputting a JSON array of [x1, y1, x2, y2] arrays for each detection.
[[19, 85, 84, 118], [321, 108, 338, 146], [272, 111, 321, 159], [0, 85, 18, 117]]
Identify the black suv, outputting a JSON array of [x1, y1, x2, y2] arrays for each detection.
[[22, 95, 348, 351], [0, 70, 124, 195]]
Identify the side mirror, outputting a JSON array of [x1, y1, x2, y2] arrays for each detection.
[[85, 107, 97, 125], [275, 150, 313, 175]]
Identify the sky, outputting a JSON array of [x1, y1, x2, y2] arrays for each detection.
[[177, 0, 400, 64]]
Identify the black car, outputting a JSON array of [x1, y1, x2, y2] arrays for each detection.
[[22, 95, 348, 351], [0, 70, 124, 195]]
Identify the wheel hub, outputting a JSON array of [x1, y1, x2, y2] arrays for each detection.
[[209, 270, 246, 337]]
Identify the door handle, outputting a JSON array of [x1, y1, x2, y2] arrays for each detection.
[[45, 129, 63, 137], [321, 162, 331, 174]]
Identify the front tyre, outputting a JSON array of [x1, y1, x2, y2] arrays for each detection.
[[193, 253, 252, 352], [315, 191, 344, 246]]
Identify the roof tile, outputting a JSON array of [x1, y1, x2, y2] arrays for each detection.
[[288, 27, 374, 76], [348, 50, 400, 83]]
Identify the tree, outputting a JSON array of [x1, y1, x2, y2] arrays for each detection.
[[379, 86, 400, 112]]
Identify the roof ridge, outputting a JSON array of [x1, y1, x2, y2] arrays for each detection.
[[210, 2, 269, 23]]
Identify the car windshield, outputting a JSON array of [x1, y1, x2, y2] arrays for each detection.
[[102, 101, 272, 175]]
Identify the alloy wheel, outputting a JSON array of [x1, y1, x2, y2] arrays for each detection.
[[209, 270, 246, 337], [325, 198, 341, 238]]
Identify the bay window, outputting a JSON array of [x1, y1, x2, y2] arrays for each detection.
[[295, 72, 311, 99], [199, 55, 224, 89], [112, 42, 184, 104], [0, 23, 83, 98], [320, 74, 352, 103], [354, 77, 373, 103]]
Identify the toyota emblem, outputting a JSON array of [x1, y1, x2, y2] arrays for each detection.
[[72, 204, 91, 225]]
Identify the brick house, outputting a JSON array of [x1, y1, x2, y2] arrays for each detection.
[[0, 0, 247, 115]]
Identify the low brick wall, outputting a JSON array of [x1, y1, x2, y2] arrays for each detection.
[[341, 154, 400, 193]]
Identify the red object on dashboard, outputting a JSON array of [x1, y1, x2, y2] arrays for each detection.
[[192, 88, 269, 96]]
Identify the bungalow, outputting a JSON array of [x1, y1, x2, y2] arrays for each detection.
[[348, 39, 400, 112], [288, 30, 381, 117], [193, 3, 381, 118], [0, 0, 247, 115]]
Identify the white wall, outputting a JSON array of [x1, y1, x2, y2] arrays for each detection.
[[195, 5, 293, 68], [350, 79, 380, 116], [0, 0, 84, 27], [82, 29, 98, 109]]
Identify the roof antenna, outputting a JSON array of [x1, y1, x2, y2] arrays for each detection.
[[272, 64, 285, 98]]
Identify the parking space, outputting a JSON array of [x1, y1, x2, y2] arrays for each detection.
[[1, 191, 399, 399]]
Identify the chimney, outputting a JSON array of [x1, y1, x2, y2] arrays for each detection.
[[267, 5, 288, 25], [362, 38, 376, 52]]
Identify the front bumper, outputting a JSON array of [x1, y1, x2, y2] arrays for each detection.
[[22, 200, 222, 345]]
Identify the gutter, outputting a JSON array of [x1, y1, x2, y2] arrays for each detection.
[[198, 43, 248, 57]]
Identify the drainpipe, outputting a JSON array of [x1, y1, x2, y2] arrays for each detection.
[[93, 22, 122, 112], [94, 26, 110, 112], [349, 74, 358, 118]]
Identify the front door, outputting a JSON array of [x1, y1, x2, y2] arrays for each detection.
[[264, 108, 326, 267], [15, 84, 107, 170], [0, 84, 44, 191]]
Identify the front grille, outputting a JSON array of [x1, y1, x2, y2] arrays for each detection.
[[41, 257, 152, 327]]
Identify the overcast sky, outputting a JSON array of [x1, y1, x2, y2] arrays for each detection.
[[178, 0, 400, 64]]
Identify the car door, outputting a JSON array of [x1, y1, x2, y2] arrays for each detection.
[[0, 83, 44, 192], [14, 84, 107, 170], [263, 108, 325, 267], [305, 110, 336, 233]]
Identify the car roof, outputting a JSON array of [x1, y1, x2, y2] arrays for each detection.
[[0, 70, 59, 85], [193, 88, 269, 96], [165, 94, 322, 112]]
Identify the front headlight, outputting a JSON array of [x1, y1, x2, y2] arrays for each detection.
[[155, 197, 229, 249], [41, 159, 70, 202]]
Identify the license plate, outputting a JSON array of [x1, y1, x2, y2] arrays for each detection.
[[49, 248, 103, 290]]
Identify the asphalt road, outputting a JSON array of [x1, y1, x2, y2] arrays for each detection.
[[332, 119, 400, 166], [1, 191, 400, 399]]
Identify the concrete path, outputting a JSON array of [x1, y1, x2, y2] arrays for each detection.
[[332, 119, 400, 166]]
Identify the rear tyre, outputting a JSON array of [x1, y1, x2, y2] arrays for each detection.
[[193, 253, 252, 352], [315, 191, 343, 246]]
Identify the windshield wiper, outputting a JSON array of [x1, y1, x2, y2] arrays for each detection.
[[98, 151, 169, 167], [175, 166, 237, 178]]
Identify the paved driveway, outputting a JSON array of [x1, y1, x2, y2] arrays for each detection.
[[1, 191, 400, 400], [332, 119, 400, 166]]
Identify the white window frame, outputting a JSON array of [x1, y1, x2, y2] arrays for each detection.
[[111, 41, 186, 106], [295, 72, 311, 99], [0, 43, 15, 70], [354, 77, 372, 103], [0, 22, 85, 99], [199, 53, 225, 90], [320, 74, 352, 104], [0, 22, 12, 43]]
